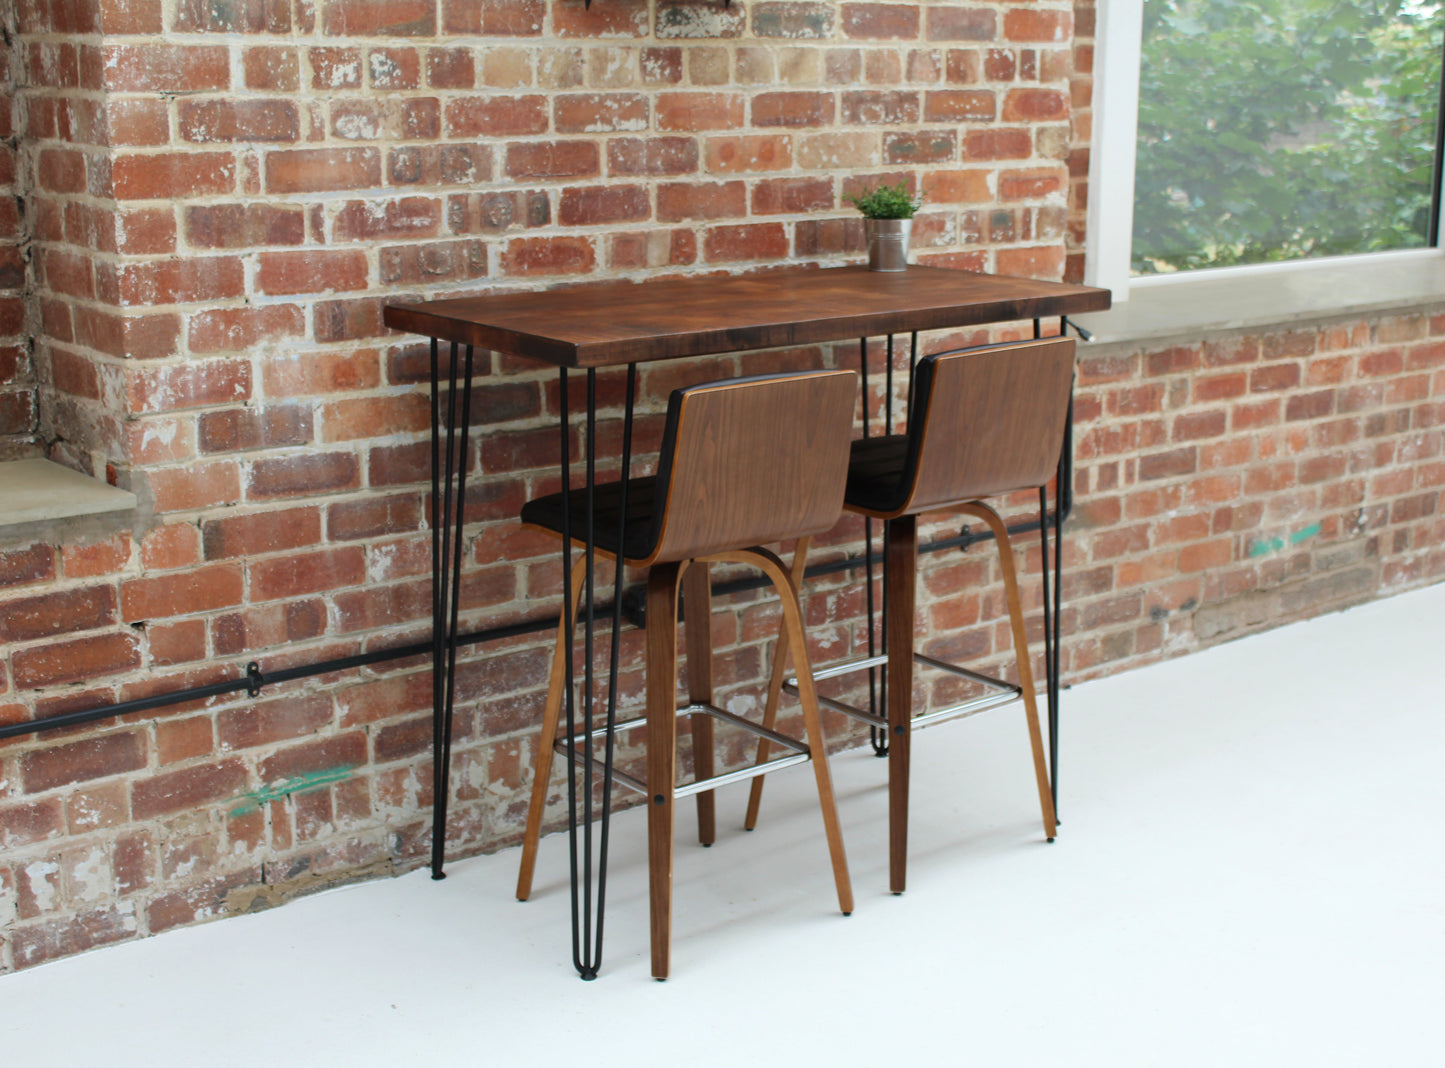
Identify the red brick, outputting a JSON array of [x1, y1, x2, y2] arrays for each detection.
[[608, 136, 699, 176], [928, 7, 995, 40], [0, 798, 66, 849], [921, 169, 991, 203], [427, 46, 475, 87], [261, 349, 381, 398], [104, 97, 169, 146], [506, 141, 600, 180], [256, 250, 370, 295], [657, 92, 745, 131], [12, 906, 139, 970], [148, 461, 242, 512], [552, 0, 648, 36], [190, 304, 305, 353], [308, 47, 363, 88], [842, 90, 919, 125], [369, 48, 421, 89], [320, 393, 430, 443], [198, 403, 313, 454], [250, 546, 366, 601], [219, 693, 333, 751], [132, 758, 248, 820], [446, 96, 549, 137], [178, 100, 299, 143], [1178, 539, 1233, 572], [999, 167, 1067, 200], [324, 0, 435, 35], [265, 148, 381, 193], [1004, 8, 1072, 42], [202, 506, 323, 560], [108, 257, 244, 306], [102, 44, 229, 91], [126, 358, 251, 413], [753, 91, 834, 127], [20, 732, 148, 793], [703, 222, 789, 262], [111, 151, 235, 200], [1002, 88, 1070, 122], [558, 184, 650, 226], [0, 585, 117, 642], [185, 203, 305, 249], [842, 3, 920, 38], [885, 130, 958, 164], [176, 0, 291, 32], [925, 90, 996, 123], [752, 177, 834, 214], [327, 494, 424, 541], [12, 632, 141, 688], [502, 236, 596, 276], [258, 733, 368, 786], [148, 619, 208, 666], [1250, 363, 1301, 393], [120, 563, 244, 621], [61, 535, 131, 580], [378, 238, 488, 286], [248, 452, 361, 500]]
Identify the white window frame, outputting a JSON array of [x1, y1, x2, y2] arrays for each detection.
[[1085, 0, 1445, 305]]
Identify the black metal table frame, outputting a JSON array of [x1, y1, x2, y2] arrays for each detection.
[[425, 317, 1072, 980]]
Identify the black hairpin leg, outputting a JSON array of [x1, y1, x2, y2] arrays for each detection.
[[1034, 316, 1071, 820], [430, 340, 475, 880], [557, 365, 637, 980]]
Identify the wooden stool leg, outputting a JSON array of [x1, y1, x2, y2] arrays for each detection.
[[517, 556, 588, 901], [885, 515, 917, 895], [744, 538, 810, 831], [960, 502, 1058, 841], [729, 547, 852, 914], [682, 561, 715, 846], [645, 563, 682, 980]]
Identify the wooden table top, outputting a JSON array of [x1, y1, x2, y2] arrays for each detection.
[[382, 264, 1111, 368]]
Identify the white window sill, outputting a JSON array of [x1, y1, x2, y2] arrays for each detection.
[[0, 459, 137, 531], [1073, 250, 1445, 345]]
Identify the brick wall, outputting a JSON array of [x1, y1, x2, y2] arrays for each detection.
[[0, 7, 35, 458], [0, 0, 1441, 974]]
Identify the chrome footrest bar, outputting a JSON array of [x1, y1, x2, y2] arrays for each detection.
[[554, 698, 814, 801], [912, 689, 1022, 729], [674, 752, 812, 799], [912, 654, 1018, 694], [809, 653, 888, 682]]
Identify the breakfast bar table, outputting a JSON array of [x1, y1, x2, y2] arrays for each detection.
[[383, 264, 1110, 978]]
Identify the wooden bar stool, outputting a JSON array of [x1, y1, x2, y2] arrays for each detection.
[[515, 369, 858, 979], [747, 337, 1073, 893]]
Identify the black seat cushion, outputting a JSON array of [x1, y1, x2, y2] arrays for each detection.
[[844, 435, 911, 515], [519, 475, 662, 561]]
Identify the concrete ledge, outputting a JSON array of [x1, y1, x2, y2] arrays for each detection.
[[0, 458, 137, 528], [1075, 249, 1445, 345]]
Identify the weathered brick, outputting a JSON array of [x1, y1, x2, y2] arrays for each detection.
[[12, 632, 141, 688], [0, 585, 117, 642], [120, 563, 244, 621], [20, 732, 148, 794], [132, 759, 248, 820], [248, 452, 362, 500]]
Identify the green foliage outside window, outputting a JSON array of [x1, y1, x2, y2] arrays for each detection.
[[1132, 0, 1444, 274]]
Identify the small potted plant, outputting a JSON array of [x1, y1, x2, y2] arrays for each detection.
[[847, 181, 922, 272]]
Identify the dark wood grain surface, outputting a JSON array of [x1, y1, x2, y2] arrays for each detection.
[[382, 265, 1111, 367]]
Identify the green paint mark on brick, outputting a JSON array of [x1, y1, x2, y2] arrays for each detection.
[[230, 766, 355, 817], [1249, 521, 1322, 558], [1289, 521, 1322, 545]]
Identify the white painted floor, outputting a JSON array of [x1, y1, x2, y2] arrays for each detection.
[[4, 582, 1443, 1067]]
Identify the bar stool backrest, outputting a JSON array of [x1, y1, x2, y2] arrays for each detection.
[[649, 369, 857, 564], [901, 337, 1076, 513]]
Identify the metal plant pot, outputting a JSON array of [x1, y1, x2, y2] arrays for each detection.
[[865, 218, 912, 272]]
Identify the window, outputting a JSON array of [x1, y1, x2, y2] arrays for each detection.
[[1087, 0, 1445, 300]]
